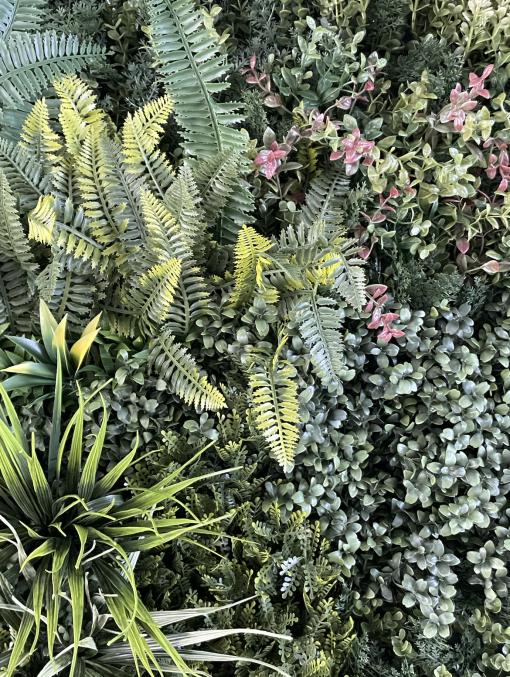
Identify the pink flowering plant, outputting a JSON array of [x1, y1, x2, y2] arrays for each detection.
[[243, 37, 510, 296]]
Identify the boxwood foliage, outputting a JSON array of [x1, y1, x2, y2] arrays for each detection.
[[4, 287, 506, 676]]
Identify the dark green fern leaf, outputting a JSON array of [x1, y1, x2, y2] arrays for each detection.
[[0, 254, 34, 332], [0, 31, 107, 107], [301, 166, 349, 238], [100, 137, 146, 257], [149, 0, 246, 159], [216, 175, 255, 245], [0, 0, 47, 39], [0, 167, 38, 277], [0, 138, 51, 213], [44, 255, 102, 327], [292, 295, 344, 388], [163, 163, 205, 249]]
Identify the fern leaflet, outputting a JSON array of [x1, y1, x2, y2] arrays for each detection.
[[122, 96, 174, 199], [123, 258, 182, 336], [301, 166, 349, 238], [249, 341, 300, 473], [292, 295, 344, 387], [99, 137, 146, 256], [0, 138, 51, 212], [0, 31, 107, 107], [0, 0, 47, 39], [163, 163, 205, 249], [141, 189, 209, 338], [0, 167, 38, 277], [0, 254, 33, 332], [149, 330, 226, 411], [55, 74, 106, 156], [77, 128, 123, 259], [19, 98, 61, 173], [229, 226, 273, 308], [149, 0, 245, 159]]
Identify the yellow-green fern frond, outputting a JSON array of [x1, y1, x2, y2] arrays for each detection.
[[149, 330, 226, 411], [99, 137, 146, 260], [140, 190, 209, 338], [77, 127, 123, 258], [20, 98, 61, 173], [0, 167, 38, 276], [29, 194, 104, 268], [249, 341, 300, 473], [163, 163, 205, 249], [28, 194, 56, 244], [124, 258, 181, 335], [229, 225, 273, 308], [122, 96, 174, 199], [55, 74, 105, 156], [140, 189, 186, 263]]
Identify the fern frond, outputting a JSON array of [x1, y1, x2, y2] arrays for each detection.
[[293, 295, 344, 387], [0, 254, 34, 332], [123, 258, 181, 335], [329, 240, 366, 311], [0, 167, 38, 277], [141, 190, 209, 338], [0, 138, 51, 212], [29, 195, 105, 268], [100, 138, 146, 257], [76, 128, 123, 259], [140, 189, 186, 263], [44, 256, 102, 326], [0, 31, 107, 107], [216, 171, 255, 245], [194, 149, 241, 227], [149, 330, 226, 410], [229, 226, 274, 308], [52, 156, 81, 203], [163, 163, 205, 248], [19, 98, 61, 173], [149, 0, 246, 159], [28, 193, 55, 244], [55, 74, 105, 156], [0, 0, 47, 39], [36, 245, 61, 302], [301, 166, 349, 238], [122, 96, 174, 199], [249, 343, 300, 473]]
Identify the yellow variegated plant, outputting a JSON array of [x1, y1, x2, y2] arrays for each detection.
[[1, 299, 101, 391], [0, 377, 290, 677]]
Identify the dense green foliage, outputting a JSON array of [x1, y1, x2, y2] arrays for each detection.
[[2, 0, 510, 676]]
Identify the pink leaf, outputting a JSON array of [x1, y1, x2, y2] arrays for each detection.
[[377, 326, 392, 342], [368, 308, 382, 329], [482, 261, 500, 274], [381, 312, 400, 324], [457, 238, 470, 254]]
